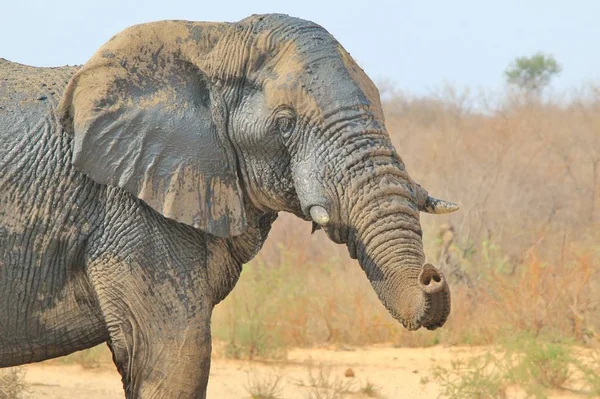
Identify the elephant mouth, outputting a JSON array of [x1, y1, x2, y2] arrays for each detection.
[[306, 205, 350, 245]]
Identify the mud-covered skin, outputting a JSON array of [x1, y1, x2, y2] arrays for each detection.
[[1, 14, 452, 398], [0, 60, 106, 363], [0, 59, 275, 397]]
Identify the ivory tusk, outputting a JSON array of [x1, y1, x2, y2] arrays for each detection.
[[310, 205, 330, 225], [421, 196, 459, 214]]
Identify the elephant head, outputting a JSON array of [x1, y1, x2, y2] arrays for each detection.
[[58, 14, 458, 330]]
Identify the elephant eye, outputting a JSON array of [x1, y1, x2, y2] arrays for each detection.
[[277, 116, 295, 138], [274, 108, 296, 139]]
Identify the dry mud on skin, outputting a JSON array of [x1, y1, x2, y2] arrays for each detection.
[[20, 346, 581, 398]]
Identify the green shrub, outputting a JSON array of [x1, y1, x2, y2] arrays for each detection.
[[432, 352, 508, 399], [505, 335, 573, 393], [431, 336, 600, 399]]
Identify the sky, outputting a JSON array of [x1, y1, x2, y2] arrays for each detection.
[[1, 0, 598, 95]]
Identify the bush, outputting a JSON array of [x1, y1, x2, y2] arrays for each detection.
[[505, 335, 573, 392], [244, 368, 284, 399], [431, 336, 600, 398], [431, 352, 509, 399]]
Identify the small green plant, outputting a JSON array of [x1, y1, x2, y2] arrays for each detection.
[[431, 336, 600, 399], [0, 368, 29, 399], [359, 380, 384, 398], [244, 368, 284, 399], [505, 336, 573, 392], [432, 352, 508, 399]]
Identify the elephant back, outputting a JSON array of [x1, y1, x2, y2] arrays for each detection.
[[0, 59, 79, 138]]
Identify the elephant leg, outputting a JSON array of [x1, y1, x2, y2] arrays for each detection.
[[108, 313, 212, 399], [87, 250, 214, 398]]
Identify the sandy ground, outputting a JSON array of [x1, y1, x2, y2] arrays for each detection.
[[16, 346, 585, 398]]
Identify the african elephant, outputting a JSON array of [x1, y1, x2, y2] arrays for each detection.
[[0, 13, 457, 398]]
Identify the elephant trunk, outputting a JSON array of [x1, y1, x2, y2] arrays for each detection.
[[348, 170, 450, 330], [309, 138, 451, 331]]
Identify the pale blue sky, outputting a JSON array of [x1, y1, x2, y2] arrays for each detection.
[[2, 0, 598, 94]]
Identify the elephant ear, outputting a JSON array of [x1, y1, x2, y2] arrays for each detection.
[[57, 38, 247, 238]]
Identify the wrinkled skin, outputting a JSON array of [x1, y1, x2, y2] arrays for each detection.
[[0, 14, 454, 398]]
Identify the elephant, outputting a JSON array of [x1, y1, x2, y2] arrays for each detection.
[[0, 13, 458, 398]]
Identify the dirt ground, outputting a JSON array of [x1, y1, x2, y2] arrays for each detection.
[[18, 346, 582, 398]]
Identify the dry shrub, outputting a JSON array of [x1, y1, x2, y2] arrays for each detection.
[[486, 253, 598, 340], [214, 229, 600, 351], [293, 363, 358, 399], [244, 368, 284, 399], [0, 368, 28, 399], [447, 236, 600, 344]]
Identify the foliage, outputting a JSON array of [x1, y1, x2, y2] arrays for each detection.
[[504, 335, 573, 392], [504, 52, 561, 94], [431, 351, 509, 399], [215, 256, 292, 359], [431, 335, 600, 399]]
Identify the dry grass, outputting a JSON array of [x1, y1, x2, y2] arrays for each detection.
[[386, 86, 600, 262], [430, 351, 509, 399], [45, 345, 113, 369], [213, 222, 600, 354]]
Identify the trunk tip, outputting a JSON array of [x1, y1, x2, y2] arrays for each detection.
[[418, 263, 446, 294]]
